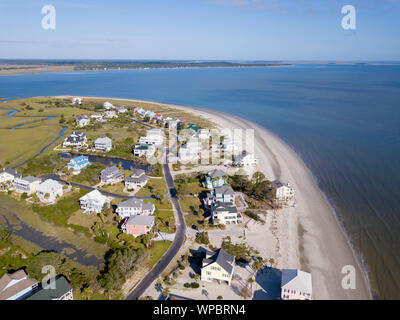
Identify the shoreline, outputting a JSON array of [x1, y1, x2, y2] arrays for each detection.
[[51, 95, 372, 299]]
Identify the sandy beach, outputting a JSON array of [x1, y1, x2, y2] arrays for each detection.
[[56, 95, 372, 299]]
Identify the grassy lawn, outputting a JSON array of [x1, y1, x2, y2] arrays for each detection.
[[31, 189, 89, 227], [99, 182, 128, 195], [179, 196, 203, 214], [135, 178, 168, 197], [67, 210, 102, 229], [154, 210, 175, 234], [69, 163, 106, 186], [148, 240, 171, 267], [21, 153, 68, 176], [148, 198, 173, 210]]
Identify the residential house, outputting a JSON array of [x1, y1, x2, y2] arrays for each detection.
[[186, 123, 199, 132], [72, 97, 82, 105], [133, 143, 156, 157], [139, 128, 164, 146], [36, 179, 63, 203], [124, 169, 148, 190], [14, 176, 41, 195], [0, 270, 38, 300], [79, 189, 110, 214], [204, 185, 235, 208], [116, 198, 155, 218], [100, 166, 124, 184], [122, 215, 155, 237], [211, 201, 242, 225], [117, 107, 128, 113], [154, 113, 164, 122], [200, 248, 235, 286], [178, 137, 201, 162], [168, 118, 182, 130], [103, 101, 114, 110], [0, 168, 21, 184], [203, 169, 228, 189], [63, 132, 87, 148], [233, 151, 258, 166], [143, 110, 155, 120], [198, 129, 210, 140], [271, 180, 295, 203], [75, 115, 90, 127], [222, 138, 240, 155], [26, 276, 73, 300], [90, 113, 103, 122], [67, 155, 90, 174], [102, 110, 118, 119], [94, 136, 113, 152], [281, 269, 312, 300]]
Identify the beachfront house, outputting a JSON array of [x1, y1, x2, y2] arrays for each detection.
[[72, 97, 82, 105], [200, 248, 235, 286], [271, 180, 295, 203], [198, 129, 210, 140], [0, 270, 38, 300], [103, 101, 114, 110], [0, 168, 21, 184], [116, 198, 155, 219], [233, 151, 258, 166], [75, 115, 90, 127], [63, 132, 87, 148], [102, 110, 118, 119], [178, 137, 201, 162], [133, 143, 156, 157], [26, 276, 73, 300], [281, 269, 312, 300], [79, 189, 110, 214], [203, 185, 235, 208], [222, 138, 240, 155], [13, 176, 41, 195], [94, 137, 113, 152], [154, 113, 164, 122], [168, 118, 182, 130], [124, 169, 148, 191], [203, 169, 228, 189], [122, 215, 155, 237], [67, 155, 90, 174], [100, 166, 124, 185], [139, 128, 164, 146], [36, 179, 63, 203], [211, 201, 242, 225]]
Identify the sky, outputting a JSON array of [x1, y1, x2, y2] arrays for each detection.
[[0, 0, 399, 61]]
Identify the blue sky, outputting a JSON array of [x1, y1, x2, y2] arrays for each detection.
[[0, 0, 399, 60]]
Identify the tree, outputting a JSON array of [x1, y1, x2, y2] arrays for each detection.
[[248, 277, 255, 290], [217, 295, 223, 300]]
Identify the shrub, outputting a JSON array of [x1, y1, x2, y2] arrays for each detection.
[[191, 282, 200, 289]]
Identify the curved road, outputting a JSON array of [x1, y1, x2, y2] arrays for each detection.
[[126, 133, 186, 300]]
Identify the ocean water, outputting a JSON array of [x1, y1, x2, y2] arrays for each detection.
[[0, 65, 399, 299]]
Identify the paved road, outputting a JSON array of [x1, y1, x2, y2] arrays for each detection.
[[126, 133, 186, 300], [39, 174, 153, 200]]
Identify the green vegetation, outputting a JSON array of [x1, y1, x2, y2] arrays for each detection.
[[221, 238, 255, 263], [148, 241, 171, 267], [154, 210, 175, 234], [22, 153, 68, 176], [69, 163, 105, 186], [195, 231, 210, 245], [229, 172, 272, 201], [243, 210, 263, 222], [135, 177, 168, 198]]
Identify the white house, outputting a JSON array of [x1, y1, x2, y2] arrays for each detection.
[[94, 137, 113, 152], [63, 132, 87, 148], [103, 101, 114, 110], [139, 128, 164, 146], [178, 137, 201, 162], [168, 118, 182, 129], [67, 155, 90, 175], [36, 179, 63, 203], [0, 270, 38, 300], [198, 129, 210, 140], [90, 113, 103, 122], [72, 97, 82, 105], [271, 180, 295, 203], [0, 168, 21, 184], [204, 185, 235, 208], [233, 152, 258, 166], [117, 107, 128, 113], [102, 110, 118, 119], [75, 115, 90, 127], [211, 201, 242, 225], [124, 169, 148, 191], [100, 166, 124, 184], [116, 198, 155, 218], [281, 269, 312, 300], [133, 143, 156, 157], [79, 189, 110, 214], [13, 176, 41, 195]]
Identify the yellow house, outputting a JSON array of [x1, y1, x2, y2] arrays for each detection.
[[200, 248, 235, 286]]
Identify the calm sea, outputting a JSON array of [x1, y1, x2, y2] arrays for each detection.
[[0, 65, 399, 299]]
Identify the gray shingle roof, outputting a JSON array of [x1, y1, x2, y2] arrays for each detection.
[[1, 168, 21, 178], [204, 248, 235, 275], [25, 276, 72, 300], [208, 169, 226, 179], [126, 215, 154, 226], [211, 201, 238, 213], [214, 185, 234, 195]]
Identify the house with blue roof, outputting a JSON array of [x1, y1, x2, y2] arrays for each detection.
[[67, 155, 90, 174]]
